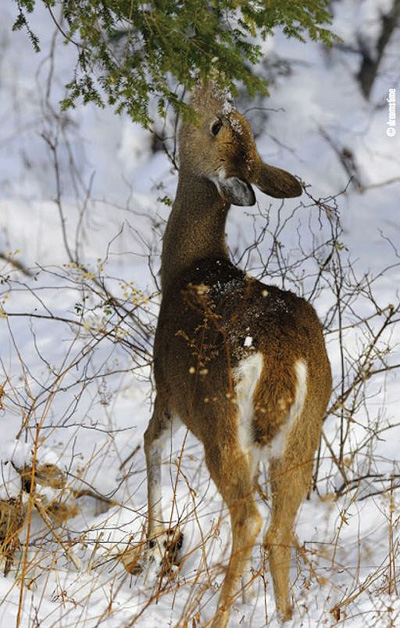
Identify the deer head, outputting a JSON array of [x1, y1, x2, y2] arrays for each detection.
[[178, 81, 303, 206]]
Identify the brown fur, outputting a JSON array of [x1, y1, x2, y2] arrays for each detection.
[[132, 83, 332, 627]]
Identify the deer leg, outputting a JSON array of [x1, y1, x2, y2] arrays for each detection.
[[144, 403, 169, 540], [264, 434, 316, 621], [143, 399, 183, 570], [123, 398, 182, 575], [239, 449, 261, 605], [207, 445, 262, 628]]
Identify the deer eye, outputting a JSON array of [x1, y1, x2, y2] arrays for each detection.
[[211, 119, 223, 136]]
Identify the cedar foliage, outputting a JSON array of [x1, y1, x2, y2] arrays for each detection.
[[12, 0, 337, 126]]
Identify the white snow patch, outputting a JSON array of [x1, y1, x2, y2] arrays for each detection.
[[244, 336, 253, 347]]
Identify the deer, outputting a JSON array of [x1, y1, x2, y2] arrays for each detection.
[[123, 82, 332, 628]]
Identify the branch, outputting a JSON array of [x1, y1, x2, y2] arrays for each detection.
[[357, 0, 400, 99]]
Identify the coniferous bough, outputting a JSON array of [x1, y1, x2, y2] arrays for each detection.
[[12, 0, 337, 126]]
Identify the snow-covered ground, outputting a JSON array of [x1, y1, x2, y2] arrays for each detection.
[[0, 2, 399, 627]]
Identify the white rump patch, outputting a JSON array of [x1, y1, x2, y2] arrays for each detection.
[[269, 360, 308, 460], [234, 353, 263, 453]]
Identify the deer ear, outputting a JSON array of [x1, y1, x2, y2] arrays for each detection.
[[255, 162, 302, 199], [214, 177, 256, 206]]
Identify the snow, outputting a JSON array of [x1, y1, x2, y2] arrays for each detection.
[[0, 461, 20, 501], [0, 1, 399, 627]]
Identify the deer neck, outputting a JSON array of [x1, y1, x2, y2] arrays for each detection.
[[161, 172, 230, 294]]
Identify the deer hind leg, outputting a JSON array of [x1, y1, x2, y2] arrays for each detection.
[[264, 410, 320, 621], [207, 444, 262, 628]]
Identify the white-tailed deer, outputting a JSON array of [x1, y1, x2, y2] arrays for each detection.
[[124, 82, 332, 628]]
